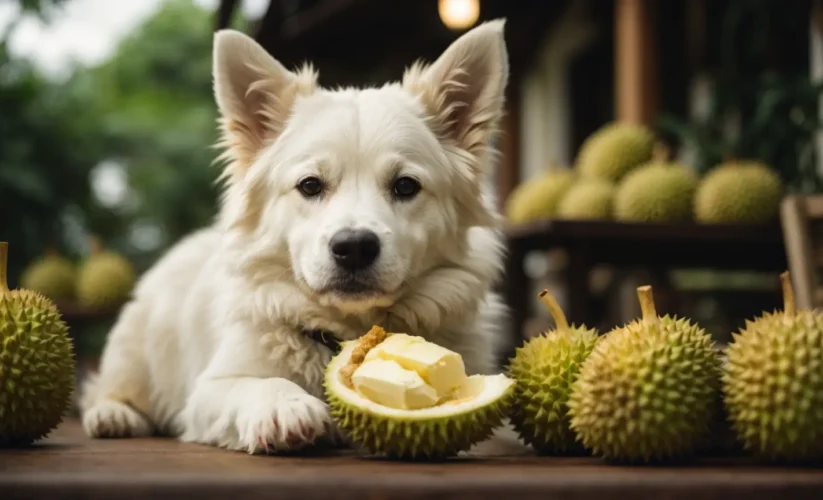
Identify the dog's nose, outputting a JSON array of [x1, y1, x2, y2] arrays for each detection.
[[330, 229, 381, 271]]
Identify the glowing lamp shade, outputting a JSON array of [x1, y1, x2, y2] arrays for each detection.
[[438, 0, 480, 31]]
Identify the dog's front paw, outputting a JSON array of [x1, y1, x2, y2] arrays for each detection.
[[235, 379, 334, 454], [82, 399, 153, 438]]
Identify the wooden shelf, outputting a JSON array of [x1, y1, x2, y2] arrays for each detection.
[[501, 219, 788, 358], [54, 302, 123, 324]]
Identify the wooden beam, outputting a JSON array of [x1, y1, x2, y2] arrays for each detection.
[[614, 0, 659, 124], [216, 0, 239, 30], [496, 85, 521, 211]]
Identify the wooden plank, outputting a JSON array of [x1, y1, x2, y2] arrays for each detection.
[[3, 420, 823, 500], [780, 195, 820, 309], [505, 219, 785, 248], [803, 196, 823, 218], [614, 0, 659, 124], [496, 85, 522, 211]]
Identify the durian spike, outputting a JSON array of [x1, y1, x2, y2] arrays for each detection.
[[780, 270, 796, 316], [0, 241, 8, 292], [636, 285, 659, 325], [652, 142, 671, 163], [537, 289, 569, 332]]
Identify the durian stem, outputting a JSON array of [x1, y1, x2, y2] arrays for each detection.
[[636, 285, 659, 324], [0, 242, 7, 292], [340, 325, 388, 389], [652, 143, 671, 163], [780, 271, 796, 316], [88, 235, 103, 255], [537, 289, 569, 332]]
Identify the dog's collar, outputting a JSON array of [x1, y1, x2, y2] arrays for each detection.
[[303, 328, 343, 355]]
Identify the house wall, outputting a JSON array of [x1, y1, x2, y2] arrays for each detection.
[[517, 1, 598, 181], [813, 5, 823, 177]]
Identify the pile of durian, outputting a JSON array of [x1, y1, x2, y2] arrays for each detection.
[[324, 270, 823, 464], [18, 236, 136, 310], [505, 122, 784, 225]]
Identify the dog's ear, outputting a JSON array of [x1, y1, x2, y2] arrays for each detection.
[[212, 30, 317, 181], [403, 19, 509, 166]]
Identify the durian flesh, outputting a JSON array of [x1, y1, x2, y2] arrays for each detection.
[[325, 326, 514, 460]]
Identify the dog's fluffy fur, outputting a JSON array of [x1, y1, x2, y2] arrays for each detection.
[[79, 20, 511, 453]]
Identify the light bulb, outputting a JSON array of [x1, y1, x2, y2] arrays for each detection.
[[438, 0, 480, 31]]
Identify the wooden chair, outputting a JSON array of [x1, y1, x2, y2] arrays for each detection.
[[780, 194, 823, 309]]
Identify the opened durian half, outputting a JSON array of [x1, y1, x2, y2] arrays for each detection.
[[324, 326, 514, 460]]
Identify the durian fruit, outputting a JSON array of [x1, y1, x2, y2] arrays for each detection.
[[19, 248, 76, 303], [505, 167, 576, 224], [575, 122, 656, 182], [694, 159, 783, 224], [324, 325, 515, 460], [613, 145, 699, 223], [0, 241, 76, 446], [722, 271, 823, 462], [76, 237, 136, 309], [568, 285, 722, 463], [557, 179, 615, 220], [507, 289, 601, 454]]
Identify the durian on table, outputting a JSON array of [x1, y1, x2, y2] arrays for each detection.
[[557, 179, 615, 221], [568, 284, 722, 463], [722, 271, 823, 462], [504, 164, 576, 224], [507, 288, 600, 454], [0, 242, 76, 447], [76, 236, 136, 309], [694, 159, 784, 224], [613, 144, 699, 223], [19, 248, 77, 303], [575, 122, 656, 183], [324, 325, 514, 460]]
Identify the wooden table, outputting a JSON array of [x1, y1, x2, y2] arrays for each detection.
[[503, 220, 788, 352], [2, 420, 822, 499]]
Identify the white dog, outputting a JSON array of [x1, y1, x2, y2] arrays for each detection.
[[79, 19, 512, 454]]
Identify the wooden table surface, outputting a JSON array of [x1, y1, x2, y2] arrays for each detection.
[[1, 420, 822, 499]]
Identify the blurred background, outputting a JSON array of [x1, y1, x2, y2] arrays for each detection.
[[1, 0, 821, 371]]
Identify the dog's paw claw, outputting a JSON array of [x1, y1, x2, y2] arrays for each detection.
[[239, 390, 333, 454], [82, 400, 153, 439]]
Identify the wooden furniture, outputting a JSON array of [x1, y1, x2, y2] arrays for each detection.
[[503, 220, 788, 352], [780, 194, 823, 309], [2, 420, 823, 499]]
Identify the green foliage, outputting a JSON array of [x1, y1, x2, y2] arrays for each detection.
[[70, 0, 225, 259], [0, 0, 257, 354], [1, 0, 251, 285], [0, 39, 104, 284], [657, 0, 823, 193]]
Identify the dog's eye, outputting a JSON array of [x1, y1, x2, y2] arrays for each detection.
[[391, 176, 421, 200], [297, 176, 323, 197]]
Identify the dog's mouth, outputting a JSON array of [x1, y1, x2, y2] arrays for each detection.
[[321, 275, 385, 298]]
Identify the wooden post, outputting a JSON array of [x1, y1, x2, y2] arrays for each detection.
[[614, 0, 659, 124], [496, 85, 521, 211]]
